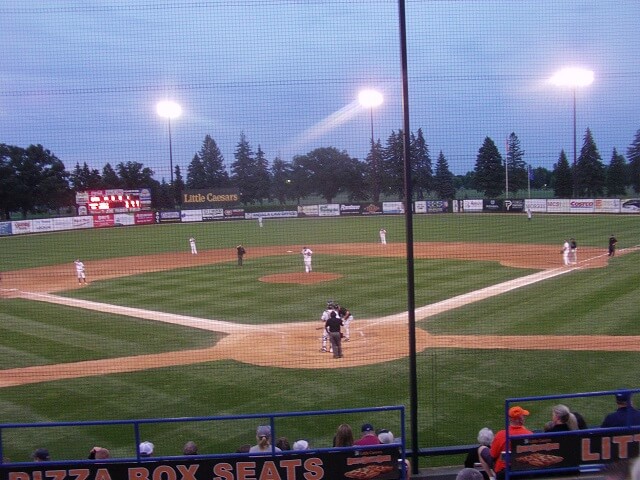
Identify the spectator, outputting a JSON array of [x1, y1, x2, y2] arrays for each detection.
[[490, 406, 533, 480], [236, 444, 251, 453], [354, 423, 382, 446], [333, 423, 354, 447], [464, 428, 495, 480], [632, 457, 640, 480], [32, 448, 50, 462], [276, 437, 290, 451], [602, 459, 630, 480], [293, 440, 309, 451], [88, 446, 111, 460], [249, 425, 281, 454], [544, 404, 579, 432], [456, 468, 484, 480], [601, 392, 640, 428], [378, 430, 395, 444], [183, 441, 198, 455], [139, 441, 154, 458]]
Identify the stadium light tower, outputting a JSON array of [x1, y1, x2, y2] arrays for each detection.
[[358, 89, 384, 201], [156, 100, 182, 185], [549, 67, 594, 196]]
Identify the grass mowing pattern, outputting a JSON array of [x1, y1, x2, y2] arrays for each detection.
[[0, 300, 221, 369], [60, 255, 535, 323]]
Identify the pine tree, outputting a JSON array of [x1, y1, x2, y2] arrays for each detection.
[[575, 128, 605, 197], [254, 146, 271, 204], [382, 130, 404, 198], [606, 148, 627, 197], [626, 128, 640, 193], [102, 163, 120, 188], [365, 139, 384, 202], [433, 151, 456, 199], [473, 137, 504, 197], [199, 134, 229, 187], [230, 132, 258, 204], [270, 157, 293, 205], [412, 128, 432, 200], [553, 150, 573, 198], [506, 132, 527, 194], [186, 154, 207, 188], [173, 165, 185, 206]]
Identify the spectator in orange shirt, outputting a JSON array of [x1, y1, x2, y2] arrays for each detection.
[[490, 406, 533, 480]]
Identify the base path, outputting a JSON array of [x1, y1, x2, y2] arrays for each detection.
[[1, 242, 635, 388]]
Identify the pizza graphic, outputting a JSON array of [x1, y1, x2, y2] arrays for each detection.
[[344, 464, 395, 479], [516, 453, 564, 468]]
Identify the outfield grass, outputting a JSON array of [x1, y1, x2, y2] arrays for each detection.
[[1, 213, 639, 466]]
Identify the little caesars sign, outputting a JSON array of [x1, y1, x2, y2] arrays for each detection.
[[182, 189, 240, 207]]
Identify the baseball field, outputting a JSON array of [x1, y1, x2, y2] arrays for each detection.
[[1, 213, 639, 465]]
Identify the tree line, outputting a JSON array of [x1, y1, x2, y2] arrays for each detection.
[[2, 126, 640, 219]]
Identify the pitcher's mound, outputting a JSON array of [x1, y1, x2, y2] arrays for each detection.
[[259, 272, 342, 284]]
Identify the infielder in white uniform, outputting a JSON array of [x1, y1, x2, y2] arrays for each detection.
[[74, 259, 87, 285], [379, 228, 387, 245], [189, 237, 197, 255], [301, 246, 313, 273], [562, 240, 571, 266]]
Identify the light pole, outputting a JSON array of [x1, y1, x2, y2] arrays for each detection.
[[549, 67, 594, 197], [156, 100, 182, 185], [358, 89, 384, 201]]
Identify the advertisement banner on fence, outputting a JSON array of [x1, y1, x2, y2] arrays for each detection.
[[510, 427, 640, 471], [52, 217, 73, 232], [1, 449, 401, 480], [11, 220, 33, 235], [525, 199, 547, 212], [181, 209, 204, 223], [93, 214, 115, 228], [504, 199, 525, 212], [319, 204, 340, 216], [114, 213, 136, 226], [156, 211, 182, 223], [224, 208, 245, 219], [383, 202, 404, 214], [135, 212, 156, 225], [340, 204, 363, 216], [72, 216, 94, 230], [297, 205, 319, 217], [32, 218, 54, 233], [202, 208, 224, 221], [594, 198, 621, 213], [570, 199, 595, 213], [546, 199, 571, 213], [361, 203, 383, 215], [621, 198, 640, 213], [246, 211, 297, 219], [0, 222, 12, 236], [483, 199, 503, 212], [462, 199, 483, 212]]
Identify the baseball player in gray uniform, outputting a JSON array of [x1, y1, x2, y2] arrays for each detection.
[[338, 305, 353, 341]]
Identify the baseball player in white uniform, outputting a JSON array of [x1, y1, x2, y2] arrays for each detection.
[[301, 246, 313, 273], [189, 237, 197, 255], [74, 259, 87, 285], [379, 228, 387, 245], [562, 240, 571, 266]]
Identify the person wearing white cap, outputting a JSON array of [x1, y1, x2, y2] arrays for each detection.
[[249, 425, 282, 454], [139, 441, 154, 457], [293, 440, 309, 451]]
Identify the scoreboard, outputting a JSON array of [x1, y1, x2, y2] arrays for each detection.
[[76, 189, 152, 215]]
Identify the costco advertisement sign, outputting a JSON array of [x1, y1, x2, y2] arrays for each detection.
[[570, 199, 595, 213]]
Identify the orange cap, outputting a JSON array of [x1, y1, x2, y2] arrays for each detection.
[[508, 406, 530, 418]]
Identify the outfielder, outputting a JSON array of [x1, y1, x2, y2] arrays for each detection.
[[379, 228, 387, 245], [189, 237, 198, 255], [301, 246, 313, 273], [74, 259, 87, 285]]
